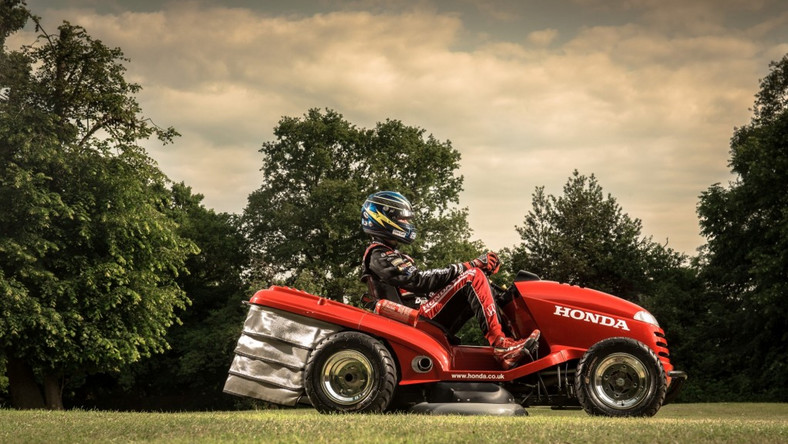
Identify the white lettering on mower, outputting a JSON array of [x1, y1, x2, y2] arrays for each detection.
[[450, 372, 505, 380], [553, 305, 630, 331]]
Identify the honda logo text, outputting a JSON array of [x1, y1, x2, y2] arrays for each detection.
[[553, 305, 630, 331]]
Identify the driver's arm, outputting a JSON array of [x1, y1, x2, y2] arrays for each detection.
[[367, 249, 465, 294]]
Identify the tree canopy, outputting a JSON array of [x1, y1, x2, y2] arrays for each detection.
[[243, 108, 480, 302], [696, 54, 788, 401], [0, 2, 194, 409], [508, 170, 684, 302], [72, 184, 251, 411]]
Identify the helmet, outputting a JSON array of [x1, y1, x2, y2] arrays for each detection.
[[361, 191, 417, 244]]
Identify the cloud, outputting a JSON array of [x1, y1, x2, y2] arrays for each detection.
[[13, 1, 787, 254], [526, 29, 559, 46]]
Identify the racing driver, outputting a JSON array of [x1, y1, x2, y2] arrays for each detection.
[[360, 191, 540, 370]]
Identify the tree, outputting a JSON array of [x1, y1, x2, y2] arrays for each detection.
[[165, 184, 249, 405], [0, 3, 194, 409], [243, 108, 480, 303], [509, 170, 682, 302], [696, 54, 788, 401], [71, 184, 251, 410]]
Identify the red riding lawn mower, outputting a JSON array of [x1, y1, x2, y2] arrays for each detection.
[[224, 271, 687, 417]]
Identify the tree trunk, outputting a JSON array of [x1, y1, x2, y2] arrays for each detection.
[[43, 373, 64, 410], [6, 356, 46, 409]]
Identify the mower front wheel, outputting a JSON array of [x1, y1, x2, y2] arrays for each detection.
[[304, 331, 397, 413], [575, 337, 667, 417]]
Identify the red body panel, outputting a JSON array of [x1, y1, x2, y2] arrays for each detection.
[[250, 287, 449, 384], [249, 281, 676, 385], [506, 281, 674, 378]]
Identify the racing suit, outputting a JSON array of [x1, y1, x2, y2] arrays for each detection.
[[361, 241, 509, 346]]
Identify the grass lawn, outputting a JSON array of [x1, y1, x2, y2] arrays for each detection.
[[1, 403, 786, 443]]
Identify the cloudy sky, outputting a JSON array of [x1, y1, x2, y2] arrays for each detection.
[[15, 0, 788, 255]]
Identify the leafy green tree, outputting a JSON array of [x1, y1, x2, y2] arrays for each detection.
[[244, 108, 480, 302], [696, 54, 788, 401], [0, 3, 194, 409], [166, 184, 249, 401], [71, 184, 251, 410], [509, 170, 682, 302]]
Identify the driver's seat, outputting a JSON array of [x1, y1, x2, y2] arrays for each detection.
[[361, 272, 461, 345]]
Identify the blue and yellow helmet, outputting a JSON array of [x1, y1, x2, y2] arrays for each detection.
[[361, 191, 417, 244]]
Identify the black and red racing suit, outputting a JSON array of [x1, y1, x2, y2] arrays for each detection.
[[361, 242, 508, 345]]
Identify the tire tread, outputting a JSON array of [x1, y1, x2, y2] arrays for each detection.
[[575, 337, 667, 417], [304, 331, 397, 414]]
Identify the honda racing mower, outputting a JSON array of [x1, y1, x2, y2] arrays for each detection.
[[223, 272, 687, 417]]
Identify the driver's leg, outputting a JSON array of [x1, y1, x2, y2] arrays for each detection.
[[419, 268, 539, 369]]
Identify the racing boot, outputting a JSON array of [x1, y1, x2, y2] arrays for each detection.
[[493, 329, 541, 370]]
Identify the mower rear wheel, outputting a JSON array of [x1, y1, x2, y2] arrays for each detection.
[[304, 331, 397, 413], [575, 337, 666, 417]]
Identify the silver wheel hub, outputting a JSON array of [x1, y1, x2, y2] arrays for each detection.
[[320, 350, 373, 405], [592, 352, 651, 409]]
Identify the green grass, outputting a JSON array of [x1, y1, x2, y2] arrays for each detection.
[[1, 403, 786, 444]]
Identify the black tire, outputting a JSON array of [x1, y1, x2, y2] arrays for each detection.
[[575, 337, 667, 417], [304, 331, 397, 413]]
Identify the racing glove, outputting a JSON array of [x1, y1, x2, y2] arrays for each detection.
[[464, 251, 500, 275]]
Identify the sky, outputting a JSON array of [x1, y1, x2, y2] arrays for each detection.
[[13, 0, 788, 255]]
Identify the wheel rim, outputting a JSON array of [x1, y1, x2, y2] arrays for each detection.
[[591, 352, 652, 410], [320, 350, 374, 405]]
